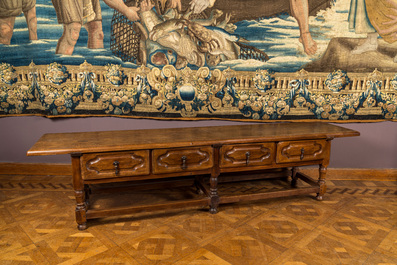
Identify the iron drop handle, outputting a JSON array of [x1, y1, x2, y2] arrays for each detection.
[[113, 161, 120, 175], [246, 152, 251, 165], [181, 156, 187, 170], [300, 148, 305, 160]]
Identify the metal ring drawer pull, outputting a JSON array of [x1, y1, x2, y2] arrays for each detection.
[[113, 161, 120, 174], [300, 148, 305, 160], [246, 151, 251, 165], [181, 156, 187, 170]]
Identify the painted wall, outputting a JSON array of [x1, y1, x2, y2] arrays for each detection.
[[0, 116, 396, 168]]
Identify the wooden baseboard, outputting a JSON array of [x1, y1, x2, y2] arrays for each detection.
[[0, 163, 395, 181], [0, 163, 72, 176], [300, 168, 397, 181]]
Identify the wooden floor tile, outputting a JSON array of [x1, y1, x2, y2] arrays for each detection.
[[377, 229, 397, 258], [275, 197, 338, 227], [365, 251, 397, 265], [0, 224, 34, 254], [319, 213, 390, 253], [271, 247, 343, 265], [34, 230, 110, 264], [0, 243, 50, 265], [296, 229, 373, 264], [171, 212, 234, 245], [205, 224, 287, 264], [119, 226, 199, 265], [74, 246, 141, 265], [174, 248, 233, 265], [247, 210, 314, 248], [0, 174, 396, 264], [338, 198, 397, 229]]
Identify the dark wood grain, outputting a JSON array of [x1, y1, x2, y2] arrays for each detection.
[[27, 123, 360, 230], [27, 123, 359, 156], [220, 143, 275, 168], [81, 151, 150, 180]]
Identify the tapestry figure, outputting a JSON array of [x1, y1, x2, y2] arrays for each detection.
[[365, 0, 397, 44], [52, 0, 162, 55], [186, 0, 317, 56], [348, 0, 378, 54], [137, 0, 242, 68], [51, 0, 104, 55], [0, 0, 38, 44], [290, 0, 317, 56]]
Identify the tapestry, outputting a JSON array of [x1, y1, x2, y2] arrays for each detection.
[[0, 0, 396, 121]]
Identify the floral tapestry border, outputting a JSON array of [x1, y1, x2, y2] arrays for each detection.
[[0, 61, 396, 122]]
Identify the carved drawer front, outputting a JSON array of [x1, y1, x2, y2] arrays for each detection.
[[81, 151, 150, 180], [276, 140, 327, 163], [220, 143, 275, 168], [152, 147, 213, 174]]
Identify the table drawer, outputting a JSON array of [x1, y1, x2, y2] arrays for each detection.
[[276, 140, 327, 163], [152, 147, 213, 174], [220, 143, 275, 168], [81, 151, 150, 180]]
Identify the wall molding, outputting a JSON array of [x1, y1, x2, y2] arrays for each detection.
[[300, 168, 397, 181], [0, 163, 395, 181], [0, 163, 72, 176]]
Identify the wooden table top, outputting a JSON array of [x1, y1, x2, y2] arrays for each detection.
[[27, 123, 360, 156]]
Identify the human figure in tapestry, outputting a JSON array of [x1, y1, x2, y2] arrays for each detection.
[[348, 0, 378, 55], [50, 0, 184, 55], [4, 0, 396, 73], [47, 0, 316, 64], [0, 0, 319, 70], [0, 0, 38, 44], [51, 0, 104, 54], [136, 0, 243, 68], [107, 0, 316, 68], [290, 0, 317, 55], [51, 0, 143, 55], [349, 0, 397, 62], [126, 0, 318, 56], [0, 0, 396, 122]]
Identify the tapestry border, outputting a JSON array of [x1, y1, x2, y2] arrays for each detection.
[[0, 61, 396, 122]]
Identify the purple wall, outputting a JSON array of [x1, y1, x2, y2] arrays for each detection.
[[0, 116, 396, 168]]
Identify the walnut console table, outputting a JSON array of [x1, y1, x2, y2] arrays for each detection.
[[27, 123, 359, 230]]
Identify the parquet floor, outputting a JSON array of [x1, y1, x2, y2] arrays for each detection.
[[0, 173, 396, 264]]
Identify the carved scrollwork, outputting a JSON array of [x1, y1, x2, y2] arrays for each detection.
[[147, 65, 226, 117]]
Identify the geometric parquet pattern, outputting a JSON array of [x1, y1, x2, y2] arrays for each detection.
[[0, 174, 396, 264]]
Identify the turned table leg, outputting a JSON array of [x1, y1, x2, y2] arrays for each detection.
[[71, 154, 87, 230], [209, 173, 219, 214], [316, 164, 327, 201], [317, 139, 331, 201]]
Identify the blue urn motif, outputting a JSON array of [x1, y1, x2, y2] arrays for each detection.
[[179, 84, 196, 101]]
